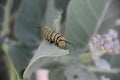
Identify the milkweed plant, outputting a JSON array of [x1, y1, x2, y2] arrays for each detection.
[[0, 0, 120, 80]]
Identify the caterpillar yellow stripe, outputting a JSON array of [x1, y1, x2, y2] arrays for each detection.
[[41, 25, 66, 48]]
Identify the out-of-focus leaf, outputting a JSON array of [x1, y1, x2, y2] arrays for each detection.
[[0, 6, 4, 24], [64, 63, 98, 80], [5, 56, 21, 80], [66, 0, 112, 51], [108, 0, 120, 68], [49, 67, 66, 80], [23, 40, 69, 78], [98, 0, 120, 33], [23, 57, 58, 78], [54, 0, 70, 25], [94, 58, 111, 70], [54, 0, 70, 10], [0, 48, 10, 80], [8, 43, 33, 74], [44, 0, 62, 28], [10, 0, 21, 15], [14, 0, 47, 48], [0, 0, 7, 5], [98, 1, 120, 78], [108, 55, 120, 80], [0, 38, 2, 46]]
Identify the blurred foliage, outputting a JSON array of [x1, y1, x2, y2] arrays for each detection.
[[66, 0, 106, 51], [0, 0, 10, 80], [49, 66, 66, 80], [0, 48, 10, 80], [8, 43, 33, 74], [0, 0, 120, 80], [64, 63, 98, 80], [0, 0, 6, 5], [14, 0, 46, 47]]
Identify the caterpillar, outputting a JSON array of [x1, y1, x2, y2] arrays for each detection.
[[41, 25, 74, 49]]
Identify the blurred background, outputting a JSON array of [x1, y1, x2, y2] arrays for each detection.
[[0, 0, 120, 80]]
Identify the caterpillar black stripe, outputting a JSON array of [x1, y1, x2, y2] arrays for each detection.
[[41, 25, 66, 48]]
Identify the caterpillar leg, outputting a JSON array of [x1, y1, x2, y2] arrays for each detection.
[[46, 39, 53, 44], [55, 42, 58, 46], [50, 41, 54, 44]]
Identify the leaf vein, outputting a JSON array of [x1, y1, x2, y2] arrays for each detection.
[[94, 0, 112, 34], [86, 0, 99, 20]]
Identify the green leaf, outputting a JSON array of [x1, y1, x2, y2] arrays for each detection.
[[0, 0, 7, 5], [0, 38, 2, 46], [23, 40, 69, 78], [98, 0, 120, 34], [0, 6, 4, 24], [99, 1, 120, 79], [66, 0, 112, 50], [54, 0, 70, 10], [64, 63, 98, 80], [8, 42, 33, 74], [0, 48, 10, 80], [44, 0, 62, 27], [14, 0, 47, 48], [108, 55, 120, 80], [49, 67, 66, 80]]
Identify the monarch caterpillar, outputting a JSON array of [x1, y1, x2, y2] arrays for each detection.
[[41, 25, 74, 49]]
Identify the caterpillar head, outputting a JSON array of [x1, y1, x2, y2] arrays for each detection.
[[58, 40, 66, 48]]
